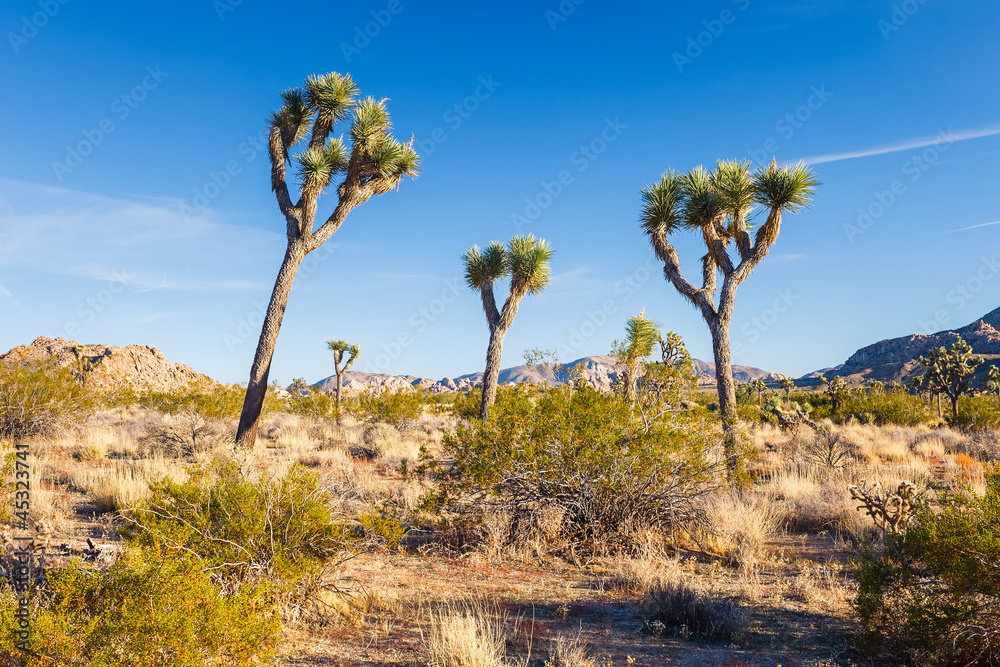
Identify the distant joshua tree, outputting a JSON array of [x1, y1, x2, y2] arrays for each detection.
[[780, 376, 795, 402], [612, 309, 662, 403], [819, 374, 848, 413], [234, 72, 419, 448], [327, 339, 360, 419], [639, 158, 818, 457], [918, 335, 983, 417], [463, 235, 553, 420], [986, 364, 1000, 401], [751, 378, 767, 407]]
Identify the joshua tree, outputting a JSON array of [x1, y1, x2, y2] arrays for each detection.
[[463, 235, 553, 420], [639, 159, 818, 455], [819, 374, 848, 413], [869, 380, 885, 396], [986, 364, 1000, 400], [327, 339, 360, 419], [751, 378, 767, 407], [235, 72, 419, 447], [918, 335, 984, 417], [612, 309, 662, 403], [780, 376, 795, 402]]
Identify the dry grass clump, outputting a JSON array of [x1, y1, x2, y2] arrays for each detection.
[[704, 492, 780, 572], [424, 601, 520, 667], [476, 505, 568, 562], [544, 632, 593, 667], [71, 457, 186, 513], [643, 581, 748, 642], [786, 563, 849, 606]]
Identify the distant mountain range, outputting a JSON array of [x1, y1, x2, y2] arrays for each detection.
[[314, 355, 784, 394]]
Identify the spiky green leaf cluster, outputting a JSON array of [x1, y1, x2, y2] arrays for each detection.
[[462, 236, 553, 296], [269, 88, 312, 143], [623, 311, 661, 362], [294, 139, 348, 187], [640, 159, 819, 238], [305, 72, 358, 123]]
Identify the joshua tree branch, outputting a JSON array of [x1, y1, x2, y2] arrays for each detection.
[[733, 206, 782, 283], [701, 224, 734, 276], [479, 280, 501, 330], [731, 210, 752, 261], [649, 229, 717, 320], [268, 127, 297, 222]]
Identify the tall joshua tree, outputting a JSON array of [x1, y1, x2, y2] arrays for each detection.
[[327, 339, 360, 420], [639, 159, 818, 452], [463, 235, 553, 420], [235, 72, 419, 447], [780, 376, 795, 403]]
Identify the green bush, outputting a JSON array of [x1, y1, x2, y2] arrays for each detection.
[[138, 383, 281, 421], [854, 468, 1000, 663], [451, 387, 483, 419], [0, 546, 279, 666], [124, 460, 354, 591], [418, 385, 721, 550], [348, 388, 426, 431], [837, 390, 928, 426], [0, 360, 95, 440], [949, 395, 1000, 433], [285, 385, 337, 419]]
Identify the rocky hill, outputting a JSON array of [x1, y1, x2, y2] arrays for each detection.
[[315, 355, 782, 394], [0, 337, 214, 392], [822, 306, 1000, 384]]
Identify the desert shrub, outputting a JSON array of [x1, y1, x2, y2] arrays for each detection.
[[838, 391, 928, 426], [452, 387, 483, 419], [854, 467, 1000, 663], [358, 422, 400, 458], [123, 460, 355, 596], [425, 601, 511, 667], [140, 411, 229, 457], [949, 395, 1000, 433], [348, 388, 426, 431], [285, 385, 336, 419], [643, 581, 747, 642], [0, 360, 95, 440], [0, 545, 279, 666], [419, 385, 721, 551], [138, 382, 280, 421]]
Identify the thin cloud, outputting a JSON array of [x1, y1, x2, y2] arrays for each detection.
[[0, 284, 21, 308], [945, 220, 1000, 234], [799, 124, 1000, 165]]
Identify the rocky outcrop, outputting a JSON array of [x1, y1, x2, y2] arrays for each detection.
[[822, 306, 1000, 384], [0, 337, 214, 392]]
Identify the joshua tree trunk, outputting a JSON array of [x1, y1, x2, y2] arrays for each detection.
[[480, 326, 506, 420], [950, 393, 959, 418], [236, 242, 306, 446], [709, 315, 737, 444]]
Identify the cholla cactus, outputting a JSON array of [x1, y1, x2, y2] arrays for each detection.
[[869, 380, 884, 395], [847, 479, 916, 533]]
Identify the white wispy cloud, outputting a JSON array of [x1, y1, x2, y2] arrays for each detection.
[[798, 124, 1000, 165], [0, 284, 20, 308], [0, 178, 281, 293]]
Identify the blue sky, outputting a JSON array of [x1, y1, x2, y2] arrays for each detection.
[[1, 0, 999, 385]]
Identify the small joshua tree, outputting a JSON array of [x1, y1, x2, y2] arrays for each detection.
[[612, 309, 662, 403], [235, 72, 419, 447], [463, 235, 553, 420], [639, 158, 818, 457], [780, 376, 794, 403], [751, 378, 767, 407], [327, 339, 360, 419], [819, 374, 848, 413], [918, 335, 983, 417], [869, 380, 884, 396]]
